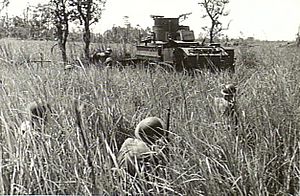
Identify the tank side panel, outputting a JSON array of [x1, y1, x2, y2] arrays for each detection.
[[136, 45, 162, 61], [162, 48, 173, 63], [181, 47, 235, 72], [220, 48, 235, 72]]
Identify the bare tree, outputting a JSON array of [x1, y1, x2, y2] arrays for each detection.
[[0, 0, 9, 13], [70, 0, 106, 61], [50, 0, 73, 64], [199, 0, 230, 43]]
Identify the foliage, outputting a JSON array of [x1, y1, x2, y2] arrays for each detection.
[[103, 25, 151, 44], [0, 0, 9, 13], [69, 0, 107, 60], [69, 0, 106, 26], [198, 0, 230, 43], [0, 4, 55, 40], [49, 0, 74, 64], [30, 3, 53, 39]]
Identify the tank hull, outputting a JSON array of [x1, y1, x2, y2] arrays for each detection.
[[135, 40, 235, 72]]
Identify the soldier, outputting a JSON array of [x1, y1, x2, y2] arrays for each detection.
[[20, 102, 52, 133], [104, 48, 113, 67], [214, 84, 238, 128], [106, 47, 112, 54], [92, 51, 106, 65], [117, 117, 169, 176]]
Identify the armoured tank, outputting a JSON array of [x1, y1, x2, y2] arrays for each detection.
[[135, 15, 235, 72]]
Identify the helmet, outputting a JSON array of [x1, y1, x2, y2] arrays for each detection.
[[99, 52, 106, 57], [64, 64, 74, 70], [134, 117, 166, 144], [221, 84, 236, 95]]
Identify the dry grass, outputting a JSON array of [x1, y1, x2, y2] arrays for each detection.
[[0, 38, 299, 195]]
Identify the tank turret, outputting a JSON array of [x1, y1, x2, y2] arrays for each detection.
[[151, 15, 195, 42]]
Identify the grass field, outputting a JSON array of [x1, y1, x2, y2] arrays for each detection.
[[0, 38, 299, 195]]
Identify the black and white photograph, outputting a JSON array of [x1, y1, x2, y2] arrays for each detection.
[[0, 0, 299, 195]]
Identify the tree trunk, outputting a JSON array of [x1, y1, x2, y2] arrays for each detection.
[[60, 42, 67, 65], [209, 29, 213, 43], [83, 1, 92, 62], [57, 23, 69, 66], [62, 23, 69, 64], [57, 27, 66, 65], [62, 7, 69, 65], [83, 23, 90, 61], [209, 21, 215, 43]]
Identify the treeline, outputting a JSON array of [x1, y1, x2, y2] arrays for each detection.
[[0, 3, 150, 43], [0, 3, 53, 40], [101, 25, 151, 44]]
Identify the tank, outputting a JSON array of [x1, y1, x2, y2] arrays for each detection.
[[135, 15, 235, 72]]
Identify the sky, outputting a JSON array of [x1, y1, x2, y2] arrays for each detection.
[[4, 0, 300, 41]]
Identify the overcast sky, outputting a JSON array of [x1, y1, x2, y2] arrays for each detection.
[[5, 0, 300, 41]]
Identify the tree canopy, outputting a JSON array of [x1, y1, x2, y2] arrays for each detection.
[[199, 0, 230, 43]]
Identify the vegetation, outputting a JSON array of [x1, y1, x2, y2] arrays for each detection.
[[0, 0, 146, 66], [198, 0, 231, 43], [50, 0, 72, 65], [69, 0, 106, 60], [0, 38, 299, 195]]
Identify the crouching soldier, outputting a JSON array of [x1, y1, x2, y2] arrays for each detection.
[[214, 84, 239, 129], [92, 48, 113, 67], [92, 51, 106, 65], [104, 48, 113, 67]]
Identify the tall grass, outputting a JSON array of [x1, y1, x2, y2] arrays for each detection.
[[0, 38, 299, 195]]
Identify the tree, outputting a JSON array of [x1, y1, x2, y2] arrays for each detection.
[[70, 0, 106, 61], [0, 0, 9, 38], [103, 25, 149, 44], [199, 0, 230, 43], [5, 4, 55, 40], [0, 0, 9, 13], [29, 3, 53, 39], [50, 0, 73, 64], [10, 16, 30, 39]]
